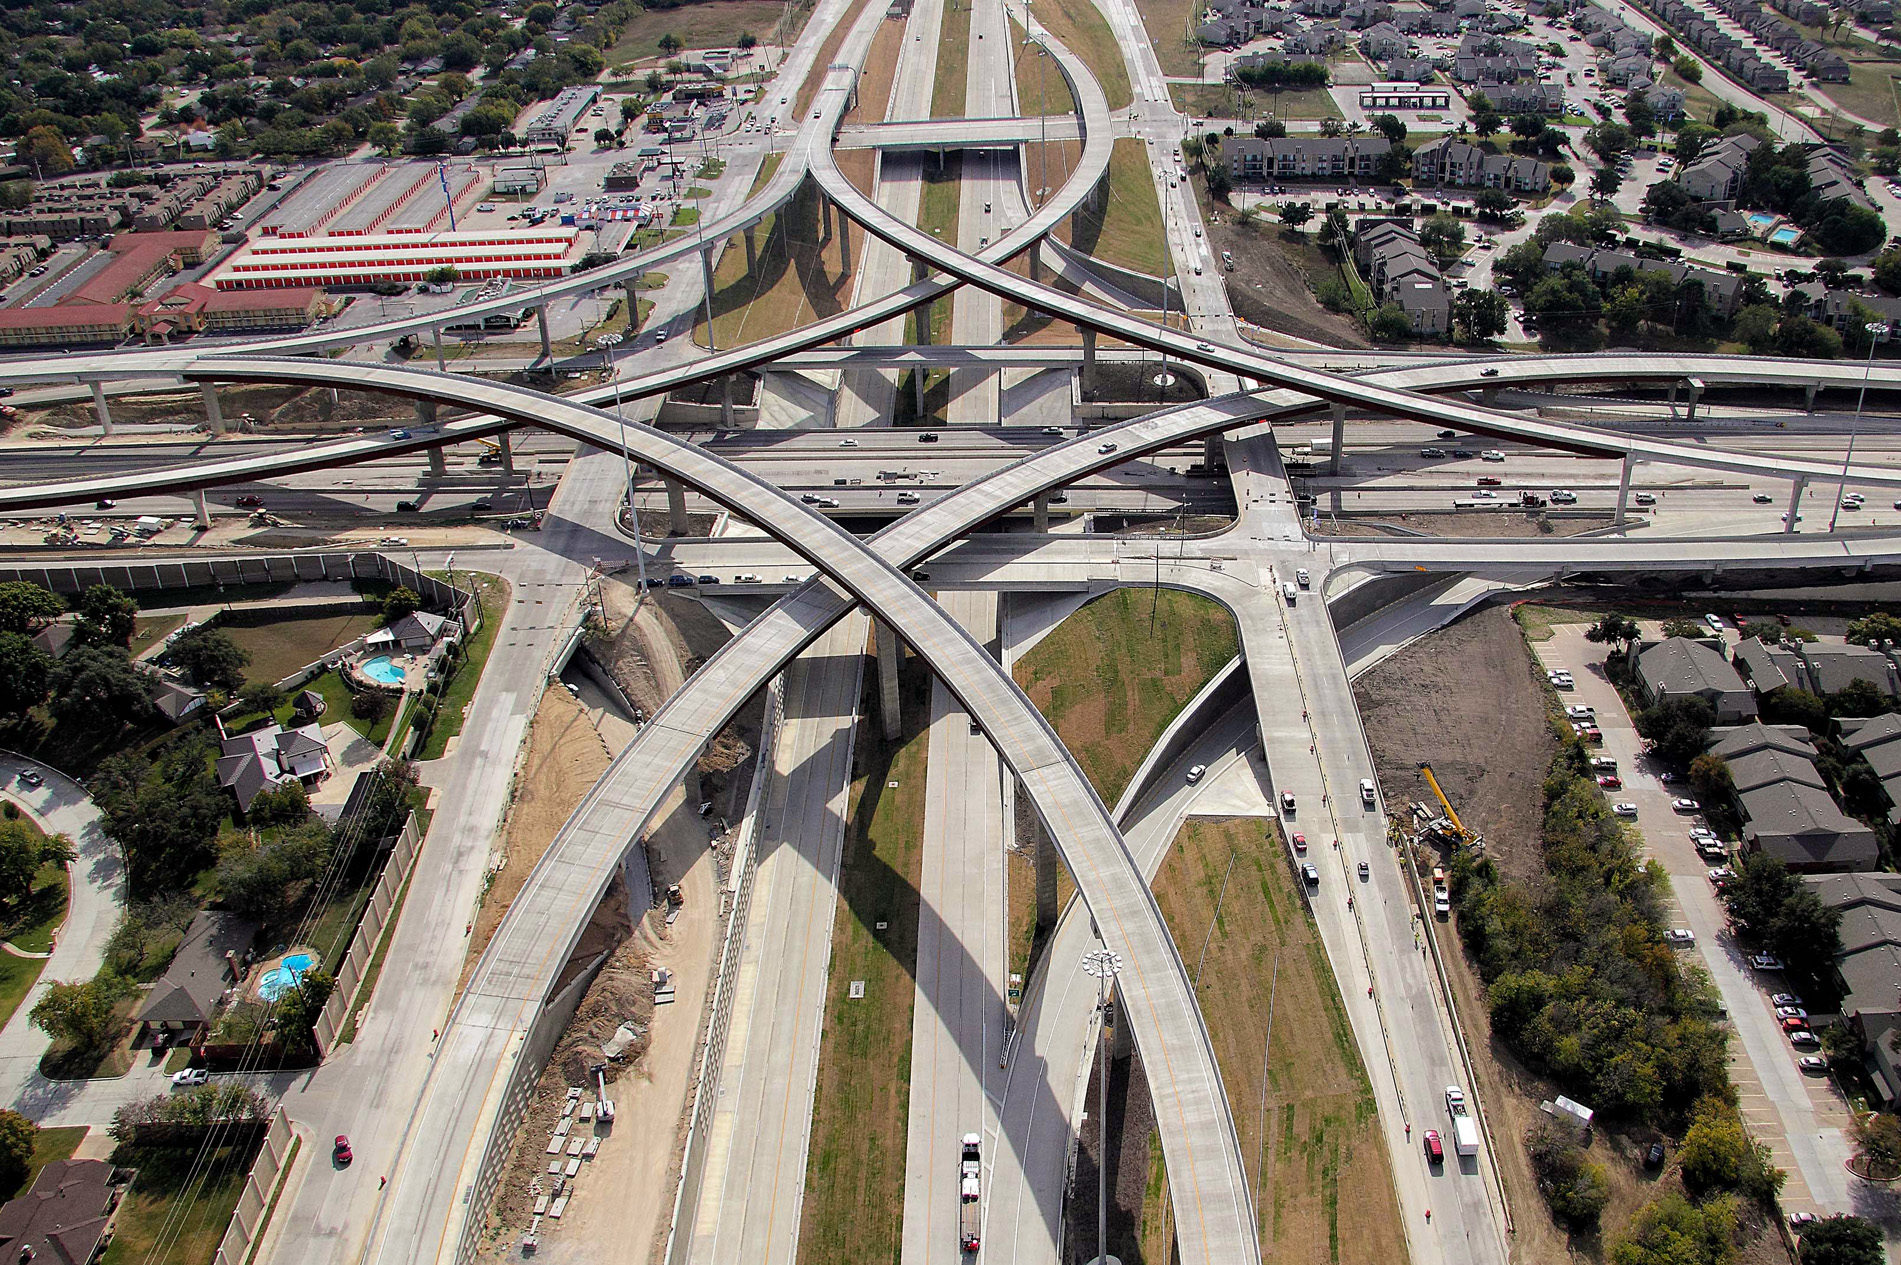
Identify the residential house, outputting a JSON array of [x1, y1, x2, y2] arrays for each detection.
[[216, 721, 332, 813], [1808, 148, 1878, 210], [367, 610, 454, 654], [1677, 133, 1761, 205], [1705, 722, 1878, 871], [1360, 20, 1409, 57], [1789, 283, 1901, 332], [134, 909, 258, 1044], [1384, 55, 1439, 81], [1633, 82, 1687, 119], [1412, 137, 1551, 191], [1635, 635, 1759, 721], [1804, 872, 1901, 1100], [1354, 219, 1450, 335], [1485, 78, 1565, 112], [1221, 135, 1392, 180], [0, 1160, 124, 1265], [1841, 713, 1901, 824]]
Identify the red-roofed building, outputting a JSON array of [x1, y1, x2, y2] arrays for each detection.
[[0, 303, 132, 346], [136, 281, 327, 337]]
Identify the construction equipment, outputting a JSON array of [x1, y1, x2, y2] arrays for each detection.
[[1417, 763, 1483, 851]]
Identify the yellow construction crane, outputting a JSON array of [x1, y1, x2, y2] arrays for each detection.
[[1417, 763, 1481, 850]]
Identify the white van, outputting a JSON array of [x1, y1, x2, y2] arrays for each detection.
[[1360, 778, 1377, 808], [1281, 581, 1298, 604]]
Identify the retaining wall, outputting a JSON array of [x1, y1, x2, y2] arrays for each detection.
[[314, 811, 422, 1054], [211, 1107, 296, 1265]]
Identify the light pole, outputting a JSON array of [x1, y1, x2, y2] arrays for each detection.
[[1081, 947, 1124, 1265], [603, 334, 650, 597], [1832, 320, 1888, 532]]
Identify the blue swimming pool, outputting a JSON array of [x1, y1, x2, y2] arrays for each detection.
[[1746, 211, 1779, 229], [258, 953, 315, 1001], [361, 655, 404, 686], [1769, 226, 1803, 246]]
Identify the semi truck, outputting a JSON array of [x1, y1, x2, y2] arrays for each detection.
[[1445, 1085, 1480, 1157], [960, 1133, 982, 1253]]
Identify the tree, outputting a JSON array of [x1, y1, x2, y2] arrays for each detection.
[[246, 781, 312, 830], [215, 820, 331, 921], [1586, 122, 1632, 162], [30, 975, 132, 1051], [620, 98, 641, 125], [1418, 214, 1466, 265], [1829, 678, 1887, 717], [1655, 34, 1677, 57], [1591, 165, 1623, 202], [1550, 163, 1576, 187], [1855, 1113, 1901, 1178], [1472, 109, 1502, 139], [1625, 95, 1656, 142], [1371, 113, 1407, 142], [0, 1111, 32, 1197], [0, 583, 63, 634], [1845, 612, 1901, 645], [1368, 304, 1414, 341], [1279, 202, 1313, 231], [166, 626, 249, 691], [1634, 696, 1716, 767], [0, 633, 50, 718], [1474, 187, 1515, 221], [1672, 54, 1702, 82], [1800, 1216, 1884, 1265], [19, 126, 73, 176], [1734, 303, 1780, 353], [237, 682, 285, 716], [48, 647, 151, 726], [72, 585, 136, 649], [383, 587, 421, 623], [271, 969, 334, 1054], [1454, 289, 1509, 342], [1776, 314, 1843, 360], [1254, 118, 1287, 139], [1585, 614, 1641, 647], [0, 821, 41, 908], [658, 32, 684, 54], [1661, 617, 1705, 639], [1611, 1192, 1739, 1265], [368, 121, 402, 155], [1680, 1097, 1782, 1199], [1528, 1123, 1612, 1231], [1687, 753, 1734, 810], [352, 691, 392, 724], [1206, 163, 1232, 202]]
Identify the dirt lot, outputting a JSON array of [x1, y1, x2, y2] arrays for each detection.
[[1149, 816, 1406, 1264], [1314, 512, 1616, 539], [463, 686, 616, 986], [1203, 210, 1369, 349], [1353, 602, 1793, 1264]]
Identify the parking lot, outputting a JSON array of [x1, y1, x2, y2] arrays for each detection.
[[1530, 621, 1857, 1216]]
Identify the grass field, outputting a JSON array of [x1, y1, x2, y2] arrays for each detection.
[[1014, 22, 1081, 116], [0, 813, 67, 1032], [934, 0, 974, 118], [100, 1144, 254, 1265], [797, 647, 930, 1263], [1025, 0, 1132, 109], [127, 613, 185, 659], [796, 0, 869, 118], [416, 573, 508, 761], [1067, 138, 1172, 279], [1823, 61, 1901, 126], [699, 162, 863, 348], [1150, 817, 1406, 1264], [1171, 81, 1343, 121], [1659, 69, 1727, 125], [607, 1, 797, 68], [917, 155, 962, 341], [217, 608, 383, 685], [1013, 588, 1237, 807], [1134, 0, 1208, 76]]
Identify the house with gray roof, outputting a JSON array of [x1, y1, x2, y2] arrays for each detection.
[[1794, 643, 1897, 696], [1738, 778, 1879, 870], [216, 721, 332, 813], [135, 909, 258, 1044], [1676, 134, 1761, 205], [1707, 720, 1817, 762], [1636, 636, 1758, 722], [0, 1159, 124, 1265], [1806, 872, 1901, 1100], [1222, 135, 1391, 180]]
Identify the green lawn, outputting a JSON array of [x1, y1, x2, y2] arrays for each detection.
[[100, 1144, 254, 1265], [127, 614, 185, 659], [416, 574, 509, 761], [606, 0, 797, 68], [1026, 0, 1132, 109], [17, 1127, 84, 1196], [1133, 0, 1209, 76], [1067, 137, 1172, 282], [1013, 588, 1237, 805], [917, 155, 961, 340], [0, 954, 46, 1040], [671, 205, 701, 227], [796, 651, 929, 1262], [217, 608, 383, 685], [1170, 81, 1343, 121], [934, 0, 974, 118], [1822, 61, 1901, 126]]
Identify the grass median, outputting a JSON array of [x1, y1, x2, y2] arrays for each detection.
[[933, 0, 973, 118], [1064, 137, 1171, 279], [797, 642, 931, 1264], [1026, 0, 1132, 109], [1149, 817, 1407, 1263]]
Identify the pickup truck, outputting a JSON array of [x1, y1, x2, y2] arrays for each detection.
[[960, 1134, 982, 1252], [1446, 1085, 1480, 1156]]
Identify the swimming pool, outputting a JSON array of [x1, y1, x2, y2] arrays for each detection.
[[1746, 211, 1779, 229], [1769, 226, 1803, 246], [258, 953, 315, 1001], [361, 655, 405, 686]]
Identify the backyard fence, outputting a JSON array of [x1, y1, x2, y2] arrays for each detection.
[[314, 810, 422, 1055], [210, 1107, 296, 1265]]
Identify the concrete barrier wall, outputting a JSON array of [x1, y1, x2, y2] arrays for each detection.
[[211, 1108, 295, 1265], [314, 811, 422, 1054], [1325, 570, 1450, 634]]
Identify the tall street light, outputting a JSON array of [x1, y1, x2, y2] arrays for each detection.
[[1081, 947, 1124, 1265], [1831, 320, 1889, 532], [602, 333, 650, 597]]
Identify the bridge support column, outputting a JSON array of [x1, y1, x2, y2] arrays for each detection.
[[700, 245, 718, 353], [720, 375, 734, 429], [1080, 328, 1097, 395], [426, 446, 447, 477], [1029, 240, 1042, 283], [1203, 435, 1223, 467], [1481, 386, 1499, 407], [820, 191, 833, 242], [1031, 792, 1058, 929], [498, 431, 515, 475], [1786, 476, 1806, 534], [836, 209, 850, 261], [191, 489, 210, 531], [202, 384, 225, 436], [1614, 453, 1635, 524], [875, 619, 902, 742], [89, 382, 112, 436], [416, 399, 437, 428], [1806, 381, 1820, 414], [536, 305, 552, 361], [665, 477, 690, 536], [913, 368, 926, 414], [914, 297, 932, 346], [1684, 380, 1704, 424], [743, 225, 758, 274], [433, 325, 445, 372], [1667, 379, 1679, 415], [1329, 401, 1346, 475], [1034, 491, 1050, 531]]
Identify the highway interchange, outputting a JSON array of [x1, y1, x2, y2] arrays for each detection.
[[6, 0, 1901, 1261]]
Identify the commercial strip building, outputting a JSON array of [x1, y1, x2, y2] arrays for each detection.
[[213, 227, 579, 289], [523, 84, 602, 148], [1358, 81, 1453, 109]]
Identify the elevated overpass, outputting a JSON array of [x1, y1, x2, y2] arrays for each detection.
[[833, 114, 1084, 149]]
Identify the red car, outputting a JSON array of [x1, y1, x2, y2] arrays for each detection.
[[235, 494, 263, 508], [1423, 1130, 1444, 1165], [1597, 774, 1623, 789], [333, 1135, 353, 1166], [1477, 476, 1503, 486], [1781, 1016, 1810, 1034], [1291, 833, 1308, 854]]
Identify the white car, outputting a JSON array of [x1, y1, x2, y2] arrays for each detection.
[[1612, 801, 1638, 816], [1672, 798, 1701, 812], [1097, 442, 1118, 454], [1704, 613, 1724, 631], [1185, 764, 1206, 784], [1773, 993, 1804, 1008], [1799, 1055, 1829, 1073], [171, 1068, 209, 1087], [838, 438, 858, 447], [1665, 928, 1695, 945], [1777, 1006, 1808, 1020], [1751, 953, 1785, 971], [1480, 450, 1505, 461], [1565, 705, 1595, 719], [1280, 791, 1297, 814]]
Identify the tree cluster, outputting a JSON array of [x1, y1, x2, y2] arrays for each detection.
[[91, 735, 229, 894], [1720, 852, 1844, 1004], [1231, 59, 1329, 89], [1527, 1123, 1611, 1231]]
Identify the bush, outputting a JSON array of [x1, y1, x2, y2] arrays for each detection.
[[1610, 1192, 1740, 1265], [351, 692, 391, 724], [1679, 1097, 1783, 1201], [1527, 1123, 1610, 1231], [0, 1111, 33, 1197], [1799, 1215, 1885, 1265]]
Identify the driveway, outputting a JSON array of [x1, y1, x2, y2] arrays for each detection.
[[1531, 627, 1856, 1217]]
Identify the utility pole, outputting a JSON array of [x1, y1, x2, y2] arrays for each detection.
[[1082, 948, 1124, 1265]]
